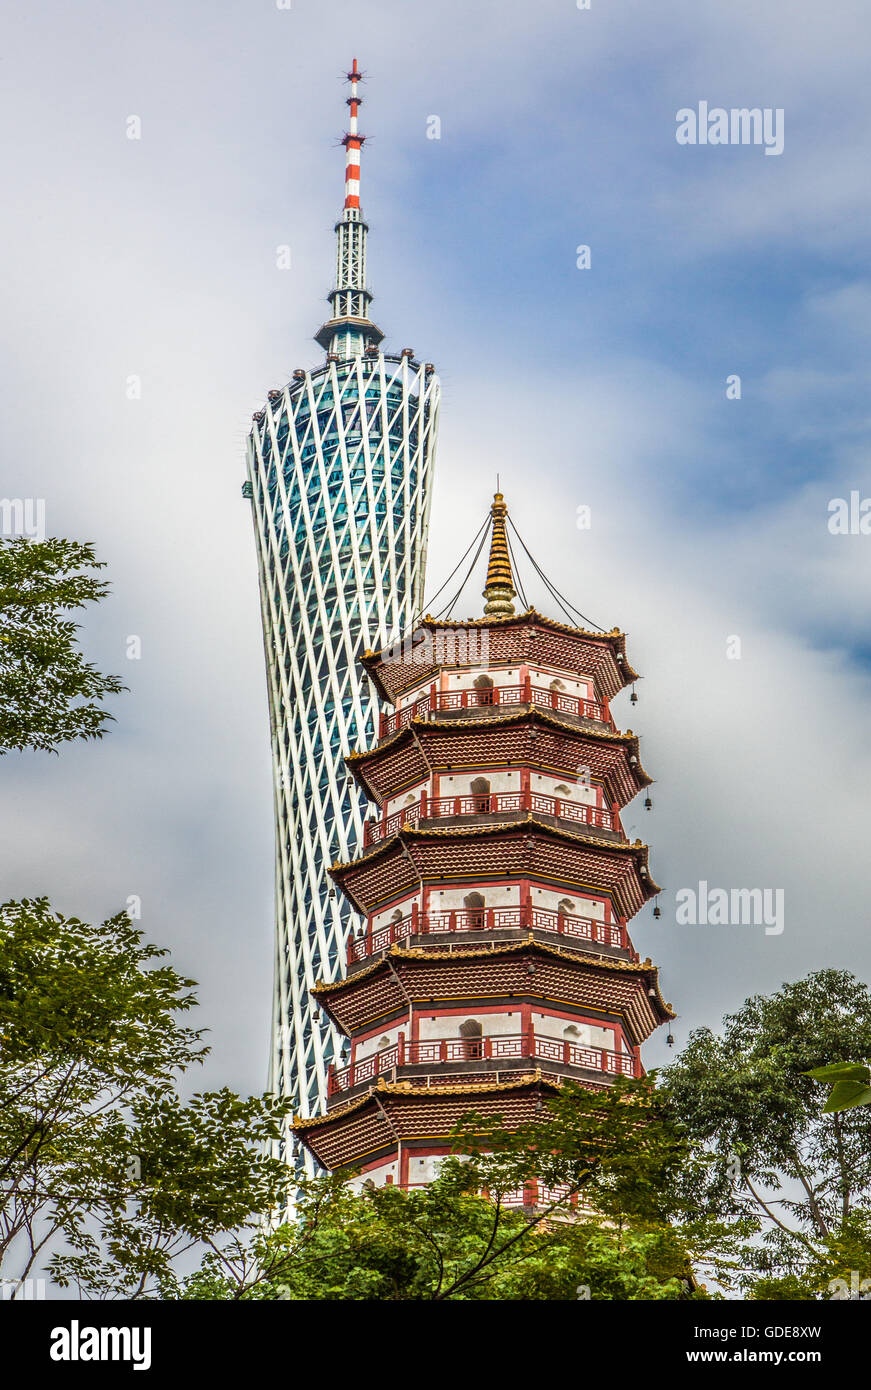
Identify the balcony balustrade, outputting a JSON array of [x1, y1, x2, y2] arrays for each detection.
[[327, 1030, 639, 1096], [347, 903, 629, 964], [401, 1180, 593, 1212], [378, 682, 609, 739], [364, 789, 617, 846]]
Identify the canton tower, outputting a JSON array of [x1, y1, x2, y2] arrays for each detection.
[[244, 60, 440, 1154]]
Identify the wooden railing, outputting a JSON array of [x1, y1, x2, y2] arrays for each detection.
[[379, 683, 609, 739], [347, 904, 628, 964], [399, 1179, 595, 1212], [327, 1031, 639, 1095], [363, 789, 617, 846]]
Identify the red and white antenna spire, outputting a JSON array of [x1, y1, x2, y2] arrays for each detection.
[[342, 57, 364, 212], [314, 58, 384, 358]]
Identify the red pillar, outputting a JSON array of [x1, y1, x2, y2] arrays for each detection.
[[520, 765, 531, 808], [521, 879, 532, 929], [520, 1003, 533, 1057]]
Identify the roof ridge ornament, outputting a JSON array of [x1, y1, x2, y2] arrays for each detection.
[[482, 492, 517, 618]]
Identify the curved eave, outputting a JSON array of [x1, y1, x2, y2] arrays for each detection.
[[330, 818, 661, 902], [359, 652, 403, 706], [315, 934, 673, 1020], [346, 710, 653, 801], [361, 607, 640, 700], [293, 1071, 563, 1132]]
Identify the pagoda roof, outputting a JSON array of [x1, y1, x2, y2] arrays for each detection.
[[294, 1072, 562, 1132], [366, 606, 633, 655], [331, 817, 655, 878], [361, 608, 639, 704], [314, 936, 674, 1039], [329, 819, 660, 920], [294, 1074, 590, 1169], [346, 708, 652, 807]]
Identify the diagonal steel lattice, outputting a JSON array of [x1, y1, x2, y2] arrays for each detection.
[[246, 352, 439, 1163]]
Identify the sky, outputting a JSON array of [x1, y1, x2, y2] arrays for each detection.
[[1, 0, 870, 1098]]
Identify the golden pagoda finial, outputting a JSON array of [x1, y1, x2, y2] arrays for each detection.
[[482, 492, 516, 618]]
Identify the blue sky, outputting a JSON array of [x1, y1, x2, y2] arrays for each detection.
[[1, 0, 870, 1096]]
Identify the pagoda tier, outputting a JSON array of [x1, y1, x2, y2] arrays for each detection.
[[348, 710, 651, 841], [314, 938, 670, 1085], [332, 821, 658, 955], [293, 494, 671, 1192]]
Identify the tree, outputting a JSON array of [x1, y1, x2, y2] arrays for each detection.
[[0, 898, 292, 1298], [180, 1077, 716, 1301], [662, 969, 871, 1297], [0, 537, 123, 754]]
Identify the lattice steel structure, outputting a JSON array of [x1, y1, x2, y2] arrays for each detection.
[[244, 60, 440, 1159]]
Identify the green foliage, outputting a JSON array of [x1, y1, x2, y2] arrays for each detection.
[[47, 1089, 293, 1299], [451, 1073, 687, 1225], [745, 1275, 818, 1301], [181, 1078, 712, 1301], [663, 969, 871, 1296], [803, 1062, 871, 1113], [0, 898, 292, 1299], [0, 537, 124, 753], [747, 1212, 871, 1300], [181, 1168, 700, 1302]]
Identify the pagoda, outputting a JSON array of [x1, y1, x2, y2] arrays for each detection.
[[294, 494, 673, 1198]]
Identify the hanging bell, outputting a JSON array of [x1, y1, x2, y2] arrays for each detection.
[[666, 1032, 675, 1047], [652, 904, 661, 919], [644, 796, 652, 811], [630, 690, 638, 705]]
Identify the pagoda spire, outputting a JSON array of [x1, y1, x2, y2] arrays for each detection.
[[314, 57, 385, 359], [482, 492, 517, 617]]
